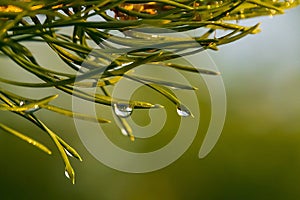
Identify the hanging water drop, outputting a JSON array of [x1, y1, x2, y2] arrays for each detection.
[[121, 128, 128, 136], [176, 105, 193, 117], [25, 105, 40, 113], [64, 170, 70, 179], [113, 103, 133, 118], [65, 149, 74, 158], [64, 169, 75, 184]]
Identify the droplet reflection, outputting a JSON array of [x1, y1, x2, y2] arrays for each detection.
[[113, 103, 133, 118], [176, 104, 193, 117], [64, 170, 70, 179]]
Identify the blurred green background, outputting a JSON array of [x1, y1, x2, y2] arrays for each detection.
[[0, 7, 300, 200]]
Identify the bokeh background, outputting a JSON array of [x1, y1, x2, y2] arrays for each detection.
[[0, 6, 299, 200]]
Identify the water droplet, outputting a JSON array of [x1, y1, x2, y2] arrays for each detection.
[[176, 105, 193, 117], [113, 103, 133, 118], [19, 101, 25, 106], [64, 167, 75, 184], [65, 149, 74, 158], [121, 128, 128, 136], [64, 170, 70, 179], [25, 105, 40, 113]]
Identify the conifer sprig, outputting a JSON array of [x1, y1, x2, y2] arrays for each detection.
[[0, 0, 298, 184]]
